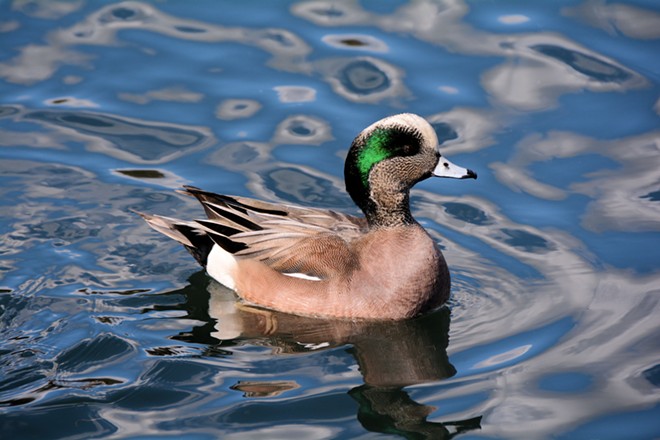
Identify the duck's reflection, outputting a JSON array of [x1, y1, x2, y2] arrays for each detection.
[[351, 385, 482, 439], [173, 271, 481, 438]]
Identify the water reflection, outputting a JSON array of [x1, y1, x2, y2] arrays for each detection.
[[118, 86, 204, 105], [1, 105, 215, 164], [1, 0, 659, 437], [491, 130, 660, 232], [1, 103, 656, 436], [3, 0, 649, 114], [316, 56, 409, 103], [564, 1, 660, 40], [273, 86, 316, 103], [322, 34, 388, 52], [175, 273, 482, 438], [0, 1, 313, 85], [207, 114, 341, 206], [294, 0, 648, 110], [216, 99, 262, 120], [350, 386, 482, 439], [206, 286, 456, 387], [0, 158, 197, 290], [11, 0, 83, 19], [532, 44, 631, 83]]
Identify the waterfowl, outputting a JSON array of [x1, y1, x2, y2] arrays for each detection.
[[139, 113, 476, 320]]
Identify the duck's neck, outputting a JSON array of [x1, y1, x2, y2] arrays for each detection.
[[363, 188, 416, 228], [351, 184, 417, 228]]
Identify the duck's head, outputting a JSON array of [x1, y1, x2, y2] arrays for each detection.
[[344, 113, 477, 226]]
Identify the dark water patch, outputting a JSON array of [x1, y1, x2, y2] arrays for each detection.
[[351, 385, 483, 438], [163, 274, 228, 348], [0, 404, 117, 438], [94, 316, 123, 325], [209, 390, 353, 425], [341, 38, 366, 47], [444, 202, 492, 225], [23, 109, 213, 163], [231, 380, 300, 398], [264, 168, 346, 207], [110, 291, 185, 316], [289, 121, 313, 137], [643, 364, 660, 387], [77, 287, 152, 296], [47, 98, 70, 105], [500, 228, 553, 253], [0, 106, 20, 118], [115, 169, 166, 179], [641, 190, 660, 202], [56, 333, 135, 374], [339, 59, 391, 95], [142, 359, 215, 386], [110, 7, 138, 20], [112, 386, 198, 410], [432, 121, 459, 144], [175, 26, 207, 34], [532, 44, 631, 83], [259, 30, 297, 48], [38, 377, 124, 392], [146, 346, 199, 356], [98, 4, 145, 24], [322, 34, 387, 52], [0, 364, 49, 398], [0, 396, 36, 407]]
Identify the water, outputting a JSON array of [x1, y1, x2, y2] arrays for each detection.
[[1, 1, 659, 438]]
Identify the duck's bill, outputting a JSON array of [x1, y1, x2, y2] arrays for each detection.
[[432, 157, 477, 179]]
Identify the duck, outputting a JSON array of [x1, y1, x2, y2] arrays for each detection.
[[139, 113, 476, 320]]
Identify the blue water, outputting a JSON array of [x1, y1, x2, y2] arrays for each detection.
[[1, 1, 659, 438]]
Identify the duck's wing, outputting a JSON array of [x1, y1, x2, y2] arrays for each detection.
[[180, 186, 366, 278]]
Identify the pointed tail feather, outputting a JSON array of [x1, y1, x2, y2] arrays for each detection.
[[133, 210, 214, 266]]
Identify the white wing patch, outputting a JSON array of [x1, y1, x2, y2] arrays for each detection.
[[282, 272, 322, 281]]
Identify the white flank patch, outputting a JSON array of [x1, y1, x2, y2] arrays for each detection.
[[283, 272, 322, 281], [206, 244, 238, 291]]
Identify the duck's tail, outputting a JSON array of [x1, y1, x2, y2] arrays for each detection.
[[134, 210, 214, 267]]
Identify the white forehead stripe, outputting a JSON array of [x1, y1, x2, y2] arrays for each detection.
[[363, 113, 439, 148]]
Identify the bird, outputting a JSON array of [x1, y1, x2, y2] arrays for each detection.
[[138, 113, 476, 320]]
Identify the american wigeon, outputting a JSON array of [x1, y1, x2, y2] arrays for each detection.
[[139, 113, 476, 319]]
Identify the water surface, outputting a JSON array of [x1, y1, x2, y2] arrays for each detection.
[[1, 1, 659, 439]]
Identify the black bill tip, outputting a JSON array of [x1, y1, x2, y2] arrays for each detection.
[[464, 169, 478, 179]]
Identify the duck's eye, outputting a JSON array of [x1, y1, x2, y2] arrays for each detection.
[[443, 162, 449, 168]]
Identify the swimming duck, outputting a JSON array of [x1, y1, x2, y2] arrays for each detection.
[[139, 113, 476, 320]]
